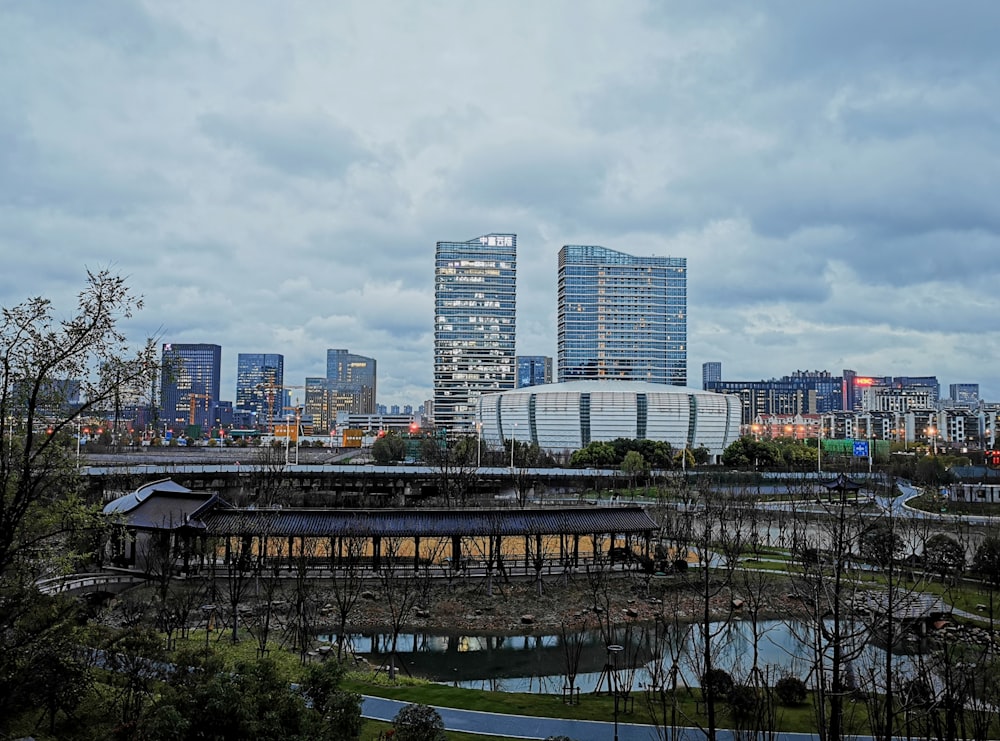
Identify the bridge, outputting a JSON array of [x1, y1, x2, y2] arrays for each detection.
[[36, 571, 149, 597], [80, 460, 629, 505]]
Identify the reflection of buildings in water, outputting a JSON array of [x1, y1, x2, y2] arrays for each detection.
[[344, 620, 933, 694], [352, 628, 652, 682]]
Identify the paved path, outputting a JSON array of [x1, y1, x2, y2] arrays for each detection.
[[361, 695, 839, 741]]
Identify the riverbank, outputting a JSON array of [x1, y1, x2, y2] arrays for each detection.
[[328, 571, 799, 636]]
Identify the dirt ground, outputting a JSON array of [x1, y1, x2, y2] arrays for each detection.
[[323, 571, 797, 635]]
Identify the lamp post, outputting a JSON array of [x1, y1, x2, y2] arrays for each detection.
[[926, 425, 938, 456], [607, 644, 624, 741], [285, 412, 291, 465], [510, 423, 517, 470], [817, 416, 823, 474], [476, 421, 482, 469], [200, 604, 216, 649]]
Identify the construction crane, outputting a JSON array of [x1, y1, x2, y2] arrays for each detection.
[[187, 393, 212, 426], [255, 383, 305, 434]]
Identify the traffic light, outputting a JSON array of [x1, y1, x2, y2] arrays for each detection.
[[987, 450, 1000, 467]]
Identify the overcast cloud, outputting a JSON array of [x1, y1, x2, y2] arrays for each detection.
[[3, 1, 999, 405]]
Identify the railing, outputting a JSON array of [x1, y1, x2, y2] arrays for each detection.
[[36, 572, 147, 595]]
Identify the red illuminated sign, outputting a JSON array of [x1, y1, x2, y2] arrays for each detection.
[[855, 377, 876, 386]]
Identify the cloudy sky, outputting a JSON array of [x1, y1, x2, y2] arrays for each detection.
[[3, 1, 999, 405]]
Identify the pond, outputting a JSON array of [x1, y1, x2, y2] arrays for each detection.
[[321, 618, 929, 694]]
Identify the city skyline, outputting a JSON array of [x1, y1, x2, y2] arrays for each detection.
[[4, 4, 1000, 403]]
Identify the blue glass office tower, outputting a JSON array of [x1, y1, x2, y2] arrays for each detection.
[[517, 355, 553, 388], [235, 353, 284, 427], [160, 343, 222, 432], [557, 245, 687, 386], [325, 349, 377, 414], [434, 233, 516, 432]]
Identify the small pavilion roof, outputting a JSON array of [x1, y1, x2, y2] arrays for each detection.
[[202, 506, 659, 539], [822, 473, 862, 492]]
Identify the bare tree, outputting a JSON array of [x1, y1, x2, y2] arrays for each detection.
[[284, 536, 322, 664], [374, 536, 423, 680], [679, 480, 744, 741], [785, 494, 867, 741], [327, 533, 368, 659], [421, 435, 479, 507], [1, 270, 157, 582]]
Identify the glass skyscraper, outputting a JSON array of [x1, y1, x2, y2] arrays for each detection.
[[325, 349, 377, 414], [304, 349, 377, 432], [160, 343, 222, 432], [557, 245, 687, 386], [235, 353, 284, 428], [517, 355, 553, 388], [434, 233, 516, 432]]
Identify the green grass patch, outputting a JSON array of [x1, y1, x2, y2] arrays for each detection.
[[908, 492, 1000, 516]]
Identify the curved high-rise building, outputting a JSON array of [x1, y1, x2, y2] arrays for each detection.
[[557, 245, 686, 386]]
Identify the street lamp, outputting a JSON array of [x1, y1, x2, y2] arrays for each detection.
[[926, 425, 938, 456], [509, 423, 518, 470], [817, 416, 823, 474], [200, 604, 216, 649], [607, 644, 624, 741], [285, 412, 291, 465]]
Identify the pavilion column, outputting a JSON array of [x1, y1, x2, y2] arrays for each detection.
[[224, 536, 231, 566], [451, 535, 461, 572], [413, 536, 421, 572], [287, 536, 295, 570], [524, 535, 530, 572], [372, 536, 382, 571], [573, 534, 579, 567]]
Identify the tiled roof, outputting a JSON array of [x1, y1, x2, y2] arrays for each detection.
[[112, 491, 219, 530], [202, 506, 658, 538]]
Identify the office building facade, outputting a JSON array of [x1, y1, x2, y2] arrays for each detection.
[[707, 370, 842, 426], [702, 362, 722, 390], [557, 245, 687, 386], [326, 349, 377, 415], [517, 355, 553, 388], [950, 383, 980, 407], [235, 353, 284, 428], [160, 343, 222, 433], [434, 233, 517, 433]]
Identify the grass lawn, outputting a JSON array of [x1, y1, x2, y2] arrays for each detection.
[[907, 492, 1000, 517]]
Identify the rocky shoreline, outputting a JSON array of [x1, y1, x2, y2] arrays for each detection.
[[323, 575, 798, 636]]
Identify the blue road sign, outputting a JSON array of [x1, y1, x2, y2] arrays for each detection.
[[853, 440, 869, 457]]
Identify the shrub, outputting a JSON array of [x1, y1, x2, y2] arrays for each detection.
[[392, 703, 445, 741], [701, 668, 734, 700], [775, 675, 807, 705], [726, 684, 758, 723]]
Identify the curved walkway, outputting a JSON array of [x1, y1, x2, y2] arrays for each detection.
[[362, 694, 857, 741]]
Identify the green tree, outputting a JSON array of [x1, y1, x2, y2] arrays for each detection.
[[393, 703, 446, 741], [973, 536, 1000, 629], [923, 533, 965, 583], [621, 450, 649, 488], [302, 660, 363, 739], [860, 520, 904, 566], [371, 433, 406, 464], [0, 270, 156, 734]]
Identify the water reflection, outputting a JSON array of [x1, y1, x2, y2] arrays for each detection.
[[323, 619, 926, 694]]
